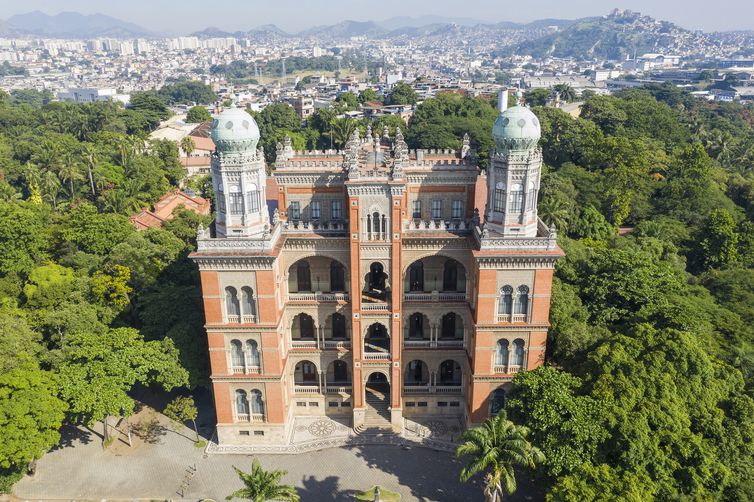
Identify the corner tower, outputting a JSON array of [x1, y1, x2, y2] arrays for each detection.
[[210, 103, 269, 238], [486, 90, 542, 237]]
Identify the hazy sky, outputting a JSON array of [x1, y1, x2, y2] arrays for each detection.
[[0, 0, 752, 33]]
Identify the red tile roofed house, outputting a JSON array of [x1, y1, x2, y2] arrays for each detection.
[[130, 189, 211, 230], [182, 121, 215, 176]]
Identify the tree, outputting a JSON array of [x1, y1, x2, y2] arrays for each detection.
[[163, 395, 199, 441], [0, 201, 51, 274], [358, 88, 380, 104], [185, 106, 211, 123], [0, 361, 67, 480], [23, 264, 75, 309], [700, 208, 739, 269], [386, 81, 417, 106], [524, 88, 550, 107], [58, 327, 188, 442], [61, 203, 133, 255], [552, 84, 577, 103], [456, 412, 545, 502], [180, 136, 196, 173], [226, 459, 299, 502], [335, 91, 358, 111]]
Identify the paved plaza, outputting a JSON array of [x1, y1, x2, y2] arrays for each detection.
[[13, 404, 542, 502]]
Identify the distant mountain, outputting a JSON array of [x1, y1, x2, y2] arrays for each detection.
[[191, 26, 236, 38], [515, 10, 707, 59], [248, 24, 289, 37], [299, 20, 386, 39], [3, 10, 151, 38], [378, 15, 487, 30]]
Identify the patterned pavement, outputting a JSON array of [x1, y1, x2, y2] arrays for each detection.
[[13, 408, 541, 502]]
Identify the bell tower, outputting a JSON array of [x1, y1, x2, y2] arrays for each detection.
[[210, 103, 269, 238], [486, 90, 542, 238]]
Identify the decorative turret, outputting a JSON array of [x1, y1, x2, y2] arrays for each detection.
[[209, 103, 269, 238], [492, 90, 541, 153], [485, 89, 542, 238]]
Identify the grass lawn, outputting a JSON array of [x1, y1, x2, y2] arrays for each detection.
[[354, 486, 401, 501]]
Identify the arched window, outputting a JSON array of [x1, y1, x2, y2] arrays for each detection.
[[439, 360, 462, 385], [494, 182, 506, 212], [246, 339, 260, 367], [372, 211, 380, 233], [408, 261, 424, 292], [441, 313, 456, 339], [365, 323, 389, 352], [406, 360, 427, 384], [293, 314, 315, 339], [331, 313, 347, 339], [509, 183, 524, 213], [250, 389, 264, 415], [247, 183, 260, 213], [527, 180, 537, 212], [230, 339, 244, 367], [408, 313, 424, 339], [235, 390, 249, 417], [241, 287, 256, 317], [225, 287, 240, 319], [332, 360, 348, 383], [296, 361, 317, 383], [515, 285, 529, 316], [495, 339, 509, 366], [296, 262, 311, 292], [499, 286, 513, 316], [490, 388, 506, 416], [368, 262, 386, 292], [442, 260, 458, 291], [513, 339, 525, 366], [330, 262, 345, 292]]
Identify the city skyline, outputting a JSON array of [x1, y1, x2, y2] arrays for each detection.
[[0, 0, 753, 34]]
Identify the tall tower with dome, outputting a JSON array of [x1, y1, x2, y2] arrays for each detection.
[[191, 93, 562, 449]]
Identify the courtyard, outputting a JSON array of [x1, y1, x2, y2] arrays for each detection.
[[12, 401, 542, 502]]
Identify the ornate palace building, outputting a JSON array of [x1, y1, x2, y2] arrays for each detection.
[[190, 92, 563, 447]]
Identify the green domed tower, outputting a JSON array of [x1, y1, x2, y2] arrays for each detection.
[[209, 103, 269, 238], [485, 90, 543, 237]]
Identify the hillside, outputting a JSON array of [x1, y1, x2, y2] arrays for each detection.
[[515, 10, 708, 59], [3, 10, 151, 38]]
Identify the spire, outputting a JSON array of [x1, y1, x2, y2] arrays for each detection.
[[461, 132, 471, 159]]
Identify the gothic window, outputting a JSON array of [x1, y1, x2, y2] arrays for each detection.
[[439, 360, 462, 385], [289, 201, 300, 220], [513, 339, 526, 366], [406, 360, 426, 384], [246, 339, 260, 367], [230, 339, 244, 367], [241, 287, 256, 317], [297, 361, 317, 383], [499, 286, 513, 316], [490, 389, 506, 416], [250, 389, 264, 415], [527, 181, 537, 211], [217, 191, 226, 212], [515, 285, 530, 315], [494, 182, 506, 212], [330, 262, 345, 292], [408, 262, 424, 292], [495, 340, 509, 366], [332, 360, 348, 382], [412, 200, 421, 219], [311, 201, 321, 220], [296, 262, 311, 292], [225, 287, 240, 319], [331, 200, 342, 220], [331, 313, 347, 339], [408, 313, 424, 339], [431, 200, 441, 220], [229, 185, 243, 215], [441, 313, 457, 339], [235, 390, 249, 416], [247, 190, 260, 213], [509, 183, 524, 213], [443, 260, 458, 291], [293, 314, 315, 339], [452, 200, 463, 219]]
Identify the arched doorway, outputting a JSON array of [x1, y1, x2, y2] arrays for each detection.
[[364, 372, 390, 426], [366, 262, 387, 300]]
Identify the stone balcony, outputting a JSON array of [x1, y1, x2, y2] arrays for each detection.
[[283, 219, 349, 235], [402, 384, 463, 395], [496, 314, 528, 323], [287, 292, 350, 303], [403, 219, 473, 234], [403, 291, 468, 302]]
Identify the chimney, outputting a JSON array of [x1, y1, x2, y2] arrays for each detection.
[[498, 89, 508, 113]]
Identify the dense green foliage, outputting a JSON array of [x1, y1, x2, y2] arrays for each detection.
[[0, 92, 210, 489], [186, 105, 212, 123], [505, 86, 754, 500]]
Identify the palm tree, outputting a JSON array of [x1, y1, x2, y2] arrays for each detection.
[[552, 84, 577, 103], [456, 411, 545, 502], [539, 196, 570, 234], [58, 153, 84, 200], [332, 118, 358, 149], [80, 144, 98, 197], [41, 170, 62, 209], [180, 136, 196, 172], [226, 459, 299, 502]]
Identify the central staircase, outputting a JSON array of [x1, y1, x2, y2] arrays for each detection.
[[355, 384, 393, 433]]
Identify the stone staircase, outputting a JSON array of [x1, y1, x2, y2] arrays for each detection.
[[355, 385, 393, 434]]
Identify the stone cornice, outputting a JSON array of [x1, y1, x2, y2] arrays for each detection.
[[273, 173, 346, 186], [475, 256, 560, 269], [192, 255, 277, 270]]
